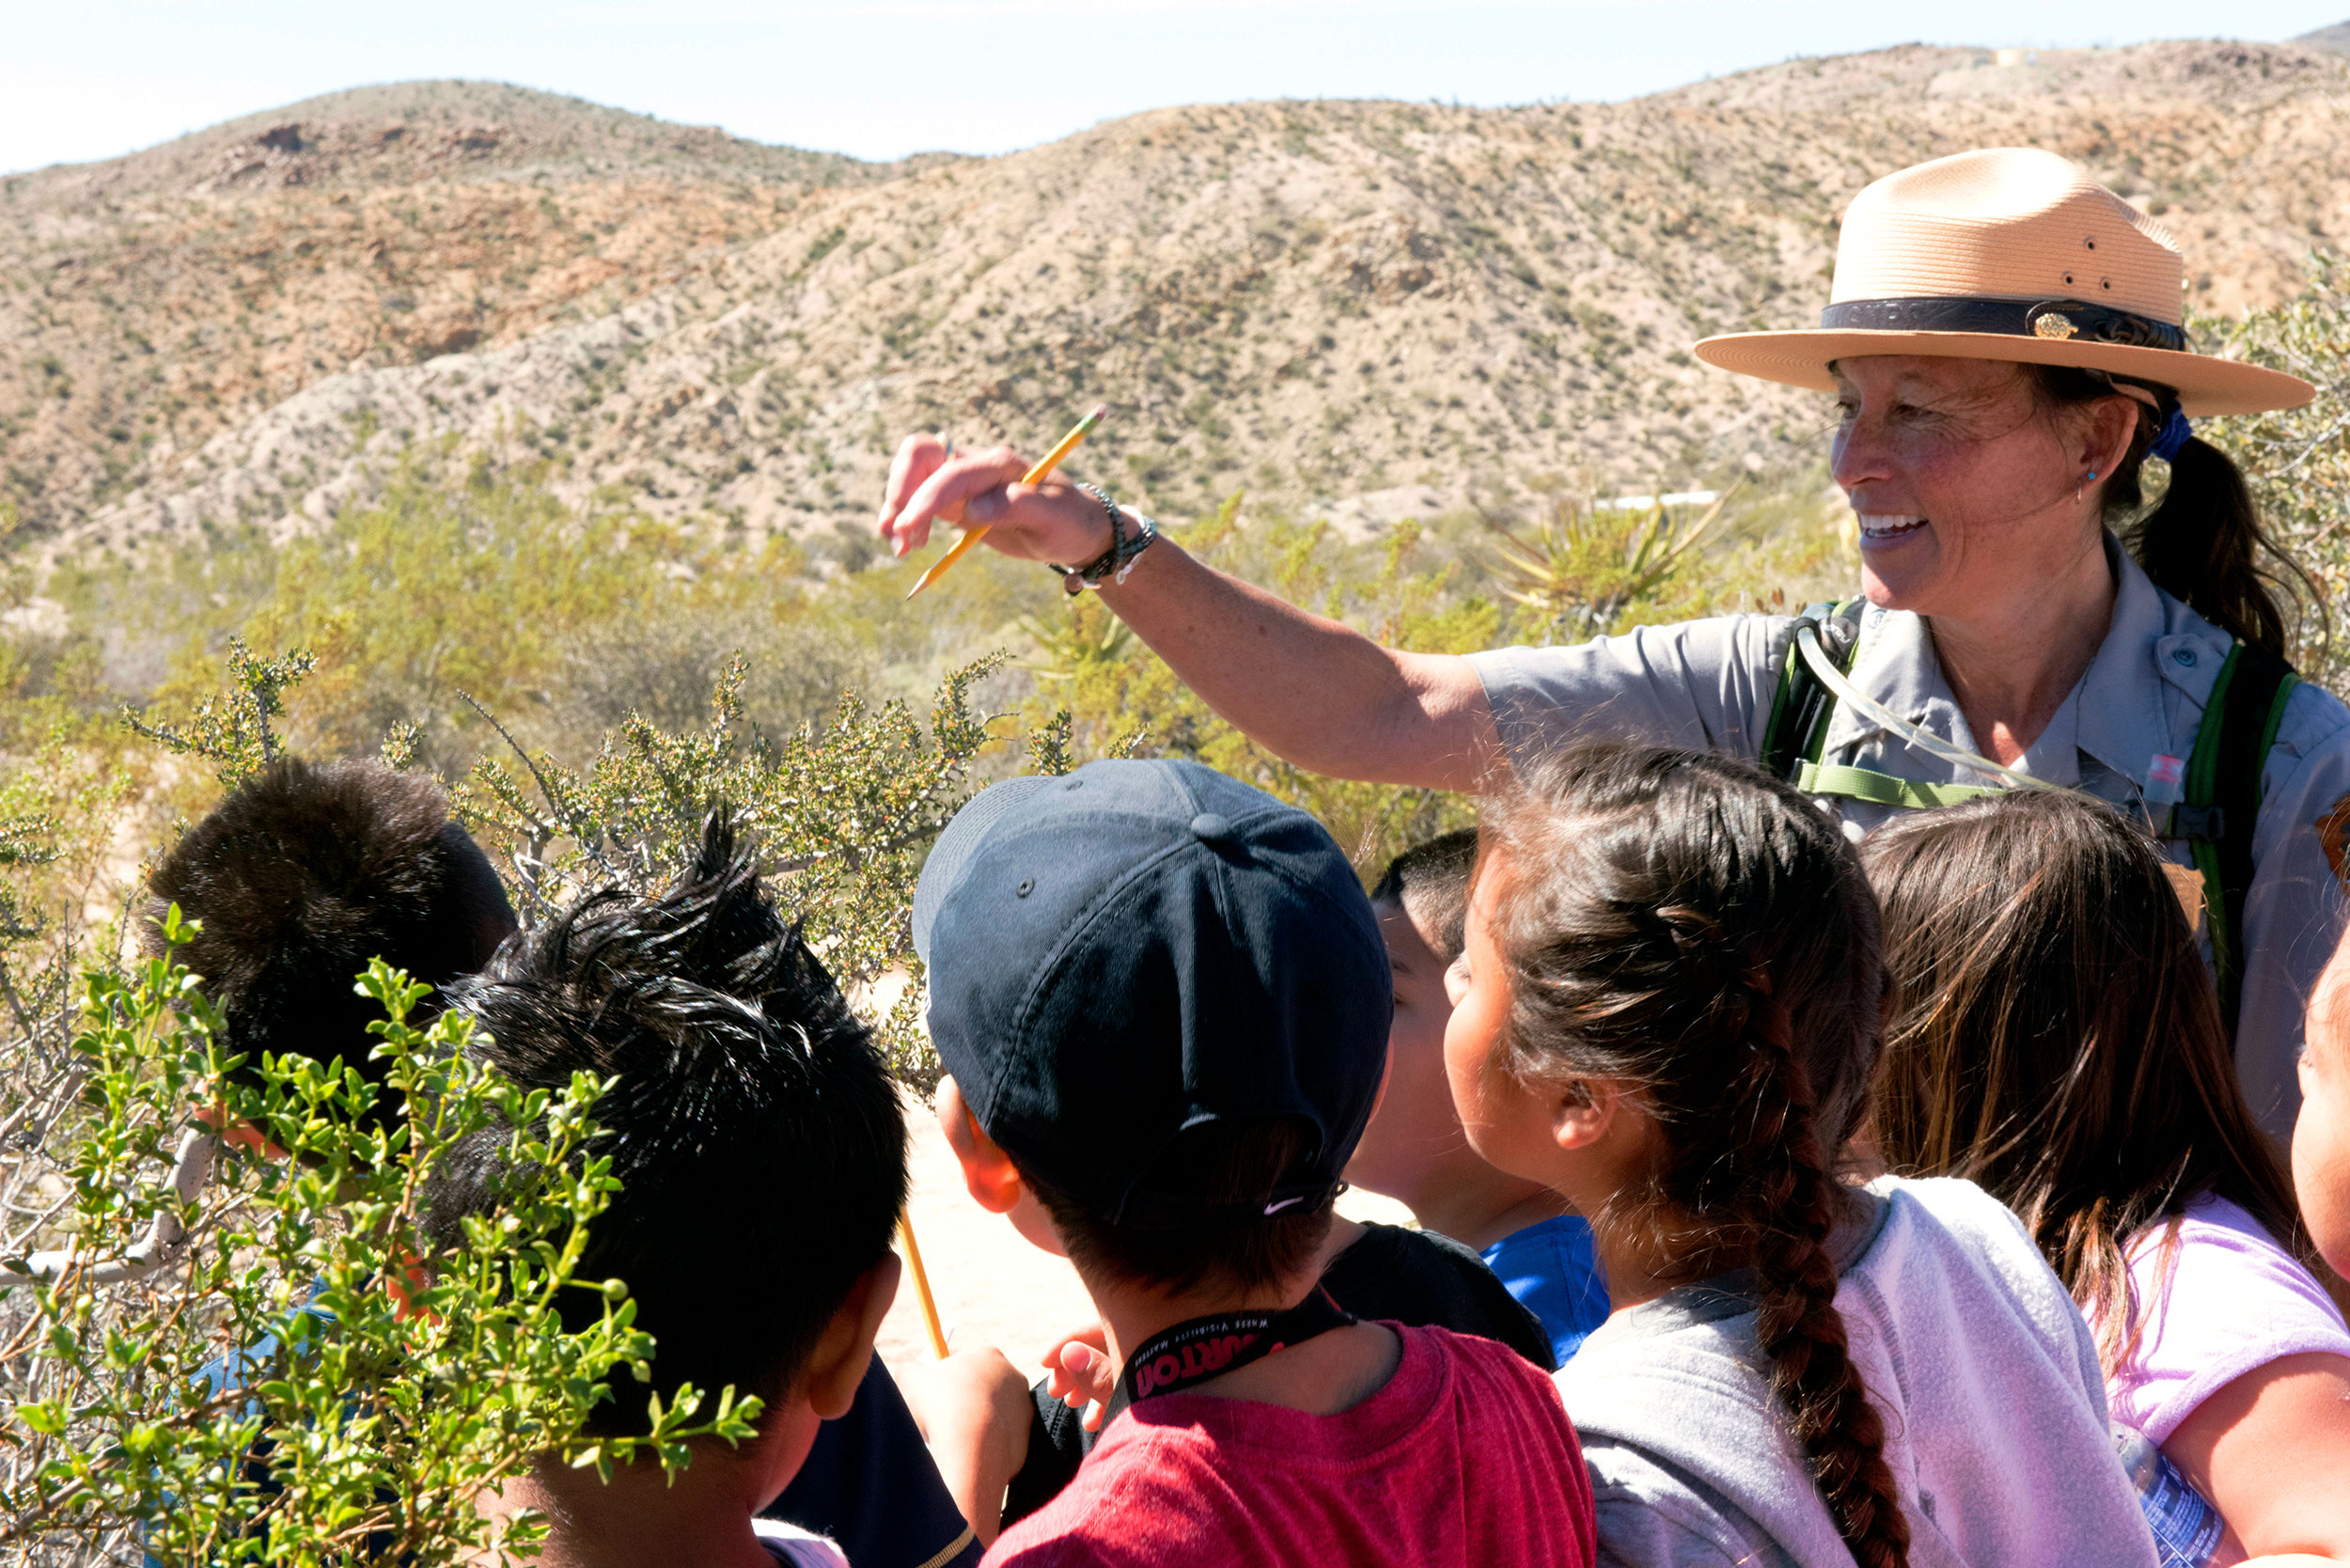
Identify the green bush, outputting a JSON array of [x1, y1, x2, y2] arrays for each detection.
[[2, 933, 758, 1566]]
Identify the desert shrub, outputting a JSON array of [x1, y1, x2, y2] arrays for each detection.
[[2203, 250, 2350, 686], [0, 933, 757, 1566]]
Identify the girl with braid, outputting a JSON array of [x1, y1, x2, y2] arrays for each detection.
[[1442, 744, 2154, 1567]]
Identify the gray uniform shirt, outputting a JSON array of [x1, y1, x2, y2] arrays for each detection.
[[1467, 541, 2350, 1137]]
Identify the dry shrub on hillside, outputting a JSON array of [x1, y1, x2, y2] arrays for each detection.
[[2205, 251, 2350, 686]]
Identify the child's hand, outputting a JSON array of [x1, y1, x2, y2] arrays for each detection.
[[899, 1346, 1033, 1546], [1041, 1323, 1117, 1433]]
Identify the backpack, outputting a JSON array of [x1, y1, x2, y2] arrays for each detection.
[[1758, 600, 2298, 1035]]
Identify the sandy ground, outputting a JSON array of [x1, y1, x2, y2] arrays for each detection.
[[875, 1089, 1413, 1373]]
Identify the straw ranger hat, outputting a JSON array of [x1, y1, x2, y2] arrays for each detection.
[[1695, 148, 2313, 416]]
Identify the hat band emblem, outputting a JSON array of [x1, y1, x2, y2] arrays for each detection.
[[1818, 296, 2187, 353]]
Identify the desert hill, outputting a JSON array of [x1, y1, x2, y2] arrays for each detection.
[[15, 37, 2350, 564], [0, 81, 949, 536], [2300, 20, 2350, 52]]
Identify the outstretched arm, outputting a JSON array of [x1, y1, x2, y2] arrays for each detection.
[[879, 435, 1500, 792]]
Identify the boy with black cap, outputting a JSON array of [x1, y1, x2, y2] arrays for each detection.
[[915, 760, 1594, 1566]]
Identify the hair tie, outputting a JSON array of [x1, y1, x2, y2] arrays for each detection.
[[2151, 407, 2193, 463]]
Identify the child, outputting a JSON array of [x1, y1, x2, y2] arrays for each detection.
[[914, 759, 1595, 1567], [143, 756, 519, 1133], [1447, 745, 2153, 1567], [1349, 827, 1608, 1365], [996, 833, 1559, 1525], [2305, 933, 2350, 1286], [1866, 791, 2350, 1563], [431, 817, 908, 1567]]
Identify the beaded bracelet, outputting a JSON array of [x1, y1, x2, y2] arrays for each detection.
[[1052, 484, 1158, 594]]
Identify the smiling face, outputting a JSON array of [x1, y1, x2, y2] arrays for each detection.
[[1830, 355, 2127, 618]]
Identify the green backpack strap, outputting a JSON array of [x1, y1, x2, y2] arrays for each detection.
[[1760, 600, 1865, 782], [2180, 640, 2298, 1037]]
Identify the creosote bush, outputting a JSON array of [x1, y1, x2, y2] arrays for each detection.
[[3, 932, 759, 1566]]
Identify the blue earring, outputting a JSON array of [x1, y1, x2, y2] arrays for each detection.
[[2087, 468, 2098, 481]]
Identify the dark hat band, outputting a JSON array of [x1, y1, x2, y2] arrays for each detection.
[[1819, 296, 2188, 353]]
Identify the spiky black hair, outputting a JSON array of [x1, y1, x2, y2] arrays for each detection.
[[1370, 826, 1480, 964], [424, 813, 907, 1438], [142, 757, 517, 1118]]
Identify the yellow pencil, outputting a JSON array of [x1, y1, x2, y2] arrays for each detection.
[[898, 1211, 950, 1360], [905, 404, 1108, 599]]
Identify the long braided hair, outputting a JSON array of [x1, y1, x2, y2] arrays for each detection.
[[1481, 745, 1908, 1568]]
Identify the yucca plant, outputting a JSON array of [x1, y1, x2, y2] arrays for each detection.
[[1487, 482, 1738, 641]]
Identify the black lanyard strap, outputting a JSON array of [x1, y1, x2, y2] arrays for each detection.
[[1121, 1286, 1356, 1403]]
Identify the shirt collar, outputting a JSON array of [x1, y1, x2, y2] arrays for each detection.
[[1819, 536, 2181, 792], [2074, 540, 2194, 791]]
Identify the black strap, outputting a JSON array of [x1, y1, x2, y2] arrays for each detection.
[[2185, 641, 2296, 1037], [1760, 600, 1864, 783], [1818, 296, 2189, 353], [1120, 1286, 1355, 1403]]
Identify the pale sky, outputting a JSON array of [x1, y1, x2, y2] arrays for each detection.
[[5, 0, 2345, 176]]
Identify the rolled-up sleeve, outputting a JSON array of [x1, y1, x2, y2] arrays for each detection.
[[2237, 689, 2350, 1137], [1466, 615, 1796, 774]]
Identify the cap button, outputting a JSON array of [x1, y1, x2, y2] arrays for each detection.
[[1188, 811, 1233, 842]]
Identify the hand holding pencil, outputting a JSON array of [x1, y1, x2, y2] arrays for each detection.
[[879, 409, 1122, 590]]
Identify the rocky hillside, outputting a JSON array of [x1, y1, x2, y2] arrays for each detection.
[[15, 38, 2350, 566], [0, 82, 949, 538]]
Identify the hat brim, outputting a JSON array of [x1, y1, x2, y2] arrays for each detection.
[[1692, 329, 2314, 417]]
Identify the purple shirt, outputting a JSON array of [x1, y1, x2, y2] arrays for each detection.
[[2105, 1192, 2350, 1444]]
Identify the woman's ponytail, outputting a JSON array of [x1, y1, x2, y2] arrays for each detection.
[[2123, 432, 2313, 659], [2030, 366, 2323, 661]]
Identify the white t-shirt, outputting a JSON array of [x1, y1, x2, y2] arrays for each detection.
[[2104, 1191, 2350, 1444], [753, 1518, 851, 1567]]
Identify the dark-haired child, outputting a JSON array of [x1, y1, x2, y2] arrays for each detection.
[[1447, 745, 2152, 1567], [433, 817, 908, 1567], [1349, 827, 1608, 1366], [915, 759, 1594, 1567], [1867, 791, 2350, 1562], [142, 756, 518, 1136]]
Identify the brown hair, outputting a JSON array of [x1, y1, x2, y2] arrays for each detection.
[[1020, 1119, 1336, 1297], [1482, 745, 1907, 1568], [2028, 364, 2325, 660], [1862, 790, 2304, 1372]]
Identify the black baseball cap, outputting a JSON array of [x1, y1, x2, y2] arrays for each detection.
[[913, 760, 1390, 1228]]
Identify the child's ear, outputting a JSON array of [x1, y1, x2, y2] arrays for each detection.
[[937, 1076, 1026, 1216], [804, 1251, 903, 1421], [1549, 1075, 1624, 1154]]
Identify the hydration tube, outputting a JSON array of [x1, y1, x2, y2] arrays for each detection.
[[0, 1127, 215, 1287], [1794, 621, 2069, 795]]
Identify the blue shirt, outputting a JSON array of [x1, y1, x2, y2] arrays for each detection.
[[1480, 1214, 1609, 1365]]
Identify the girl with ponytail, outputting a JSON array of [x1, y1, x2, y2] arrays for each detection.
[[1443, 744, 2154, 1567]]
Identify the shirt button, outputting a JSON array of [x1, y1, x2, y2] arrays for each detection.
[[2172, 648, 2197, 667]]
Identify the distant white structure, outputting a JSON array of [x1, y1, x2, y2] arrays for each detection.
[[1601, 490, 1719, 511]]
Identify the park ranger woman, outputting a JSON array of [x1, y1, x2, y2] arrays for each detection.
[[877, 147, 2346, 1138]]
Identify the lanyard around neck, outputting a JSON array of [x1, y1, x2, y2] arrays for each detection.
[[1120, 1286, 1356, 1404]]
